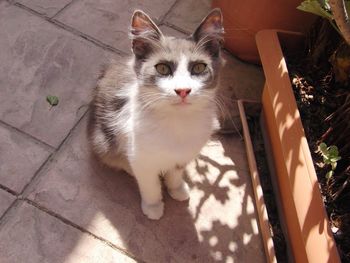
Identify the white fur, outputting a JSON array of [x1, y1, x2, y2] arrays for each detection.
[[128, 84, 216, 219], [100, 52, 217, 219]]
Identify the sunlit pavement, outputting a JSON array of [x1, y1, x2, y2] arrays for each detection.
[[0, 0, 266, 262]]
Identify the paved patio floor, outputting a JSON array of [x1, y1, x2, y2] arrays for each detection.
[[0, 0, 266, 262]]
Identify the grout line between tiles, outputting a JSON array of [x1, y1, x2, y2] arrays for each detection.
[[0, 4, 138, 258], [0, 111, 90, 236], [24, 199, 144, 262], [19, 153, 54, 196], [12, 1, 192, 55], [159, 0, 181, 24], [13, 2, 128, 57], [0, 120, 55, 152], [161, 21, 190, 35], [50, 19, 128, 56], [19, 109, 89, 197], [0, 199, 21, 229], [13, 1, 50, 18], [0, 184, 18, 196], [51, 0, 77, 19]]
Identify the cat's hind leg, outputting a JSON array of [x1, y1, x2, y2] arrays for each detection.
[[165, 165, 190, 201]]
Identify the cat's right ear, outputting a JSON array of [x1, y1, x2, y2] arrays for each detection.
[[130, 10, 162, 59]]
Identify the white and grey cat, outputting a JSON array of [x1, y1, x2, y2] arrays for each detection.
[[88, 9, 225, 220]]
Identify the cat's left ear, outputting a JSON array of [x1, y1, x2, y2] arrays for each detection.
[[192, 8, 224, 56], [130, 10, 163, 59]]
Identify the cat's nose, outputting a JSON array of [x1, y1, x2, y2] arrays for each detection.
[[174, 88, 191, 98]]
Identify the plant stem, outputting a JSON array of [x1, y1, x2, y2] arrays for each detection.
[[329, 0, 350, 44]]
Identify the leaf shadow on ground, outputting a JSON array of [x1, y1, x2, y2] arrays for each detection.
[[78, 132, 265, 262]]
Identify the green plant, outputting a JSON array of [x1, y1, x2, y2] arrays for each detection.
[[297, 0, 350, 35], [298, 0, 350, 84], [318, 142, 341, 179]]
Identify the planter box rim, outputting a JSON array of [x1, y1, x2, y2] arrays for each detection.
[[256, 29, 340, 263]]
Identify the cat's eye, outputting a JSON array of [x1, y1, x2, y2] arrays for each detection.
[[155, 63, 172, 76], [191, 63, 207, 75]]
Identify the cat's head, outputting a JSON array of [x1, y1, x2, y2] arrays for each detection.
[[130, 9, 224, 110]]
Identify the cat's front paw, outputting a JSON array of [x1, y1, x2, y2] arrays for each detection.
[[168, 183, 190, 201], [141, 201, 164, 220]]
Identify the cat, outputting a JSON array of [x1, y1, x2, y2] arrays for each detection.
[[88, 8, 225, 220]]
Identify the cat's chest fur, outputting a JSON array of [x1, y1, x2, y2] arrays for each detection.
[[131, 108, 215, 170]]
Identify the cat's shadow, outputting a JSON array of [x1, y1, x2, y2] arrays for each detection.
[[86, 135, 263, 262]]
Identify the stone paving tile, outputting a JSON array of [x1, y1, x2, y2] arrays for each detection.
[[165, 0, 212, 33], [54, 0, 177, 53], [15, 0, 73, 18], [0, 189, 15, 218], [0, 202, 136, 263], [0, 2, 119, 147], [217, 52, 264, 133], [26, 116, 264, 262], [159, 25, 187, 38], [0, 123, 51, 193], [221, 51, 264, 102]]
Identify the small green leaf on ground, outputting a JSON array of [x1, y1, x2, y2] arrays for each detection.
[[46, 95, 59, 106]]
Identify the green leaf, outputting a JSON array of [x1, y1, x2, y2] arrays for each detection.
[[46, 95, 59, 106], [326, 170, 334, 179], [319, 142, 328, 154], [328, 145, 339, 157], [330, 156, 341, 163], [323, 154, 330, 161], [297, 0, 333, 19], [323, 159, 331, 165], [331, 161, 337, 170]]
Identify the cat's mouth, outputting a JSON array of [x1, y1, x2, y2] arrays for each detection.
[[172, 100, 192, 106]]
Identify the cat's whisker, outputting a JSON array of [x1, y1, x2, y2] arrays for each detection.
[[198, 93, 242, 137], [208, 97, 226, 117], [138, 95, 166, 112], [214, 95, 243, 138], [196, 93, 228, 121]]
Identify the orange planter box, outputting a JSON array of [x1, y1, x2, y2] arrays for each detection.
[[256, 30, 340, 262]]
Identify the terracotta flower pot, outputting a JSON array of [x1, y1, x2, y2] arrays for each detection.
[[255, 30, 340, 262], [212, 0, 316, 64]]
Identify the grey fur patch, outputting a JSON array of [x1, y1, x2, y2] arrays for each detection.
[[88, 62, 132, 158], [111, 96, 128, 112]]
